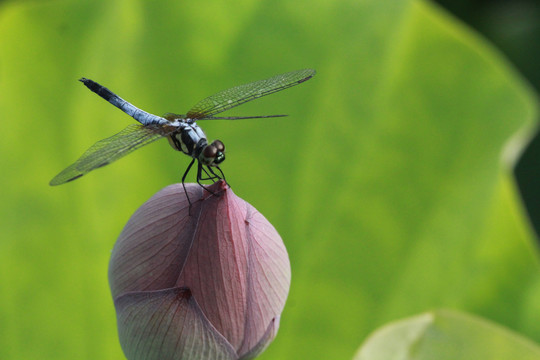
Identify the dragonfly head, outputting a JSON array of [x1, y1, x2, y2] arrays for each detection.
[[199, 140, 225, 166]]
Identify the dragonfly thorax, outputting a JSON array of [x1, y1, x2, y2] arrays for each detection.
[[167, 122, 206, 155], [166, 122, 225, 166]]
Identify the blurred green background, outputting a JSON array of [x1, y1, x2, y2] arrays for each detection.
[[1, 0, 540, 359], [434, 0, 540, 259]]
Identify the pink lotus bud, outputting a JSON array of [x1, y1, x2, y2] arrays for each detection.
[[109, 181, 291, 360]]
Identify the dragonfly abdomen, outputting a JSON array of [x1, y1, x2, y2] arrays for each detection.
[[79, 78, 168, 126]]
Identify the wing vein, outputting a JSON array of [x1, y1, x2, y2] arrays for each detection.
[[186, 69, 315, 119], [50, 124, 166, 185]]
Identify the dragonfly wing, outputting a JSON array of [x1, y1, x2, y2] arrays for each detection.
[[186, 68, 316, 119], [50, 124, 165, 185]]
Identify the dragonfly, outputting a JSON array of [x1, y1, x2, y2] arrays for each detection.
[[50, 69, 316, 204]]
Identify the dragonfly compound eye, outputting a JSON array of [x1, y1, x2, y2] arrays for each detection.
[[201, 141, 225, 165], [203, 144, 218, 159], [212, 140, 225, 153]]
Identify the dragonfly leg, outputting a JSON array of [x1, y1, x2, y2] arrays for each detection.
[[215, 166, 228, 187], [196, 162, 216, 196], [206, 166, 228, 187], [203, 166, 222, 181], [182, 158, 196, 212], [198, 165, 218, 181]]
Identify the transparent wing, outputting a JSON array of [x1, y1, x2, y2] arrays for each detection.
[[186, 69, 316, 119], [50, 124, 165, 185]]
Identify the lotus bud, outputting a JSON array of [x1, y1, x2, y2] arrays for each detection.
[[109, 181, 291, 360]]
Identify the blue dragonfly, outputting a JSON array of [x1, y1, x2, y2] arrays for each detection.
[[50, 69, 316, 204]]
